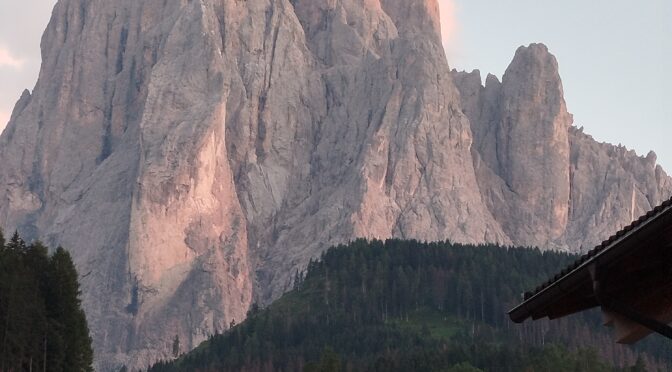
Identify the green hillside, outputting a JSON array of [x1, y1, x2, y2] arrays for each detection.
[[149, 240, 671, 372]]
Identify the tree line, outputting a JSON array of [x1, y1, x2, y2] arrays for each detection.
[[149, 239, 670, 371], [0, 230, 93, 372]]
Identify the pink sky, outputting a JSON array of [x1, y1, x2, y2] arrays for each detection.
[[439, 0, 457, 45], [0, 110, 8, 130], [0, 46, 24, 69], [0, 46, 22, 129], [0, 0, 55, 134]]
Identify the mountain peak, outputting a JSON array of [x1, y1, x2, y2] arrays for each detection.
[[501, 43, 567, 128], [505, 43, 561, 87], [511, 43, 555, 67], [517, 42, 550, 54]]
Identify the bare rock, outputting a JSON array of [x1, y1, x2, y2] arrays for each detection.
[[1, 0, 669, 369], [565, 128, 672, 251], [0, 0, 505, 369], [453, 44, 672, 251]]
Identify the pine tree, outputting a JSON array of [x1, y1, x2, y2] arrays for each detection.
[[6, 230, 26, 252], [24, 242, 49, 371], [172, 335, 180, 358], [47, 247, 94, 372], [0, 231, 32, 371], [0, 232, 93, 371]]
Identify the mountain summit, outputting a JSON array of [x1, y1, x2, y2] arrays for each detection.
[[0, 0, 669, 369]]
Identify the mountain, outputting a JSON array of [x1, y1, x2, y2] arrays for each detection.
[[452, 44, 672, 250], [148, 240, 672, 371], [0, 0, 669, 369]]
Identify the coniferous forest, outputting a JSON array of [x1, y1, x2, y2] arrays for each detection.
[[150, 239, 671, 372], [0, 230, 93, 372]]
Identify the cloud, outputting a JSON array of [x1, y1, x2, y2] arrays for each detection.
[[0, 109, 9, 133], [438, 0, 457, 45], [437, 0, 462, 62], [0, 46, 24, 69]]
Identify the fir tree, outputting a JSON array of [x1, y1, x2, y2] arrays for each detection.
[[0, 232, 93, 371], [46, 247, 94, 371], [6, 230, 26, 252], [172, 335, 180, 359]]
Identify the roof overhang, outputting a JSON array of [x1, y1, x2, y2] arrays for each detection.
[[509, 198, 672, 343]]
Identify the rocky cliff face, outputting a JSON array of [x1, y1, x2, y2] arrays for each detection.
[[0, 0, 669, 370], [454, 44, 573, 248], [452, 44, 672, 251]]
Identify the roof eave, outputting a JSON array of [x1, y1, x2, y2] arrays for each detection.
[[508, 203, 672, 323]]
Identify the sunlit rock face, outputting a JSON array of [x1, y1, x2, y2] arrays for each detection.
[[0, 0, 669, 370]]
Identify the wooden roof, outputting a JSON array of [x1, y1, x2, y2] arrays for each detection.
[[509, 196, 672, 343]]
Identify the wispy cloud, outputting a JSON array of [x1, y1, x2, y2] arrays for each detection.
[[0, 109, 9, 133], [438, 0, 461, 61], [438, 0, 457, 45], [0, 46, 25, 69]]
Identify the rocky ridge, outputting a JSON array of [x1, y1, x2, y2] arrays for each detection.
[[452, 44, 672, 251], [0, 0, 669, 370]]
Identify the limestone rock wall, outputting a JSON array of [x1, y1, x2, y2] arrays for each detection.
[[0, 0, 669, 370], [0, 0, 506, 369], [453, 45, 672, 252]]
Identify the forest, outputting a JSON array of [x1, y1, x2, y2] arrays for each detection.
[[149, 239, 671, 372], [0, 230, 93, 372]]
